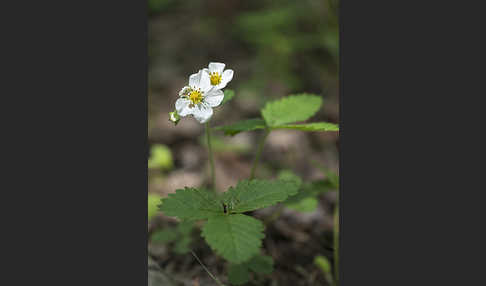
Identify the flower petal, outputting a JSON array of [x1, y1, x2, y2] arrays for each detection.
[[208, 62, 225, 74], [198, 70, 211, 92], [192, 103, 213, 123], [188, 72, 200, 88], [216, 69, 234, 90], [175, 98, 193, 116], [204, 89, 224, 108]]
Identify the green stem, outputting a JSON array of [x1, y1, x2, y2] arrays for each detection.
[[249, 128, 270, 180], [333, 193, 339, 286], [205, 122, 215, 190]]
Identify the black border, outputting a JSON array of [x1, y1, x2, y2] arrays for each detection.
[[3, 0, 148, 284]]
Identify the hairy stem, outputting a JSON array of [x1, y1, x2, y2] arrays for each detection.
[[249, 128, 270, 180], [205, 122, 215, 190], [191, 250, 226, 286]]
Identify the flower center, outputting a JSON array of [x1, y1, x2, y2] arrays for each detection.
[[189, 89, 203, 105], [209, 72, 222, 85]]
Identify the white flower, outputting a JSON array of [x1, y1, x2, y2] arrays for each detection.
[[175, 69, 224, 124], [203, 62, 234, 90]]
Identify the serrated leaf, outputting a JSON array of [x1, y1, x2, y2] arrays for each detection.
[[159, 187, 223, 221], [261, 94, 322, 127], [228, 263, 250, 285], [273, 122, 339, 132], [214, 118, 266, 136], [202, 214, 265, 263], [247, 254, 273, 274], [224, 179, 300, 213], [222, 89, 236, 105]]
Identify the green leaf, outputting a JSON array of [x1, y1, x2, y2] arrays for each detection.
[[326, 171, 339, 189], [202, 214, 265, 263], [284, 180, 333, 206], [159, 187, 223, 221], [214, 118, 267, 136], [222, 89, 236, 105], [174, 236, 192, 254], [247, 254, 273, 275], [151, 229, 178, 243], [278, 170, 302, 189], [228, 254, 274, 285], [261, 94, 322, 126], [273, 122, 339, 132], [174, 221, 193, 254], [176, 221, 194, 234], [148, 193, 162, 220], [314, 255, 332, 274], [314, 255, 334, 284], [223, 179, 300, 213], [148, 144, 173, 170], [285, 197, 318, 212], [228, 263, 250, 285]]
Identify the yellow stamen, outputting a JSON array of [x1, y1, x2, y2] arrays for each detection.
[[210, 72, 222, 86], [189, 89, 203, 105]]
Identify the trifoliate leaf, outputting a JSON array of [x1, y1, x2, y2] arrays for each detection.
[[214, 118, 267, 136], [273, 122, 339, 132], [148, 144, 173, 170], [159, 187, 223, 221], [222, 89, 236, 105], [223, 179, 300, 213], [261, 94, 322, 127], [202, 214, 265, 263], [228, 263, 250, 285]]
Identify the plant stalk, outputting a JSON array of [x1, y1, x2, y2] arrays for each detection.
[[205, 122, 215, 190], [249, 128, 270, 180]]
